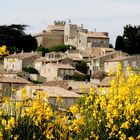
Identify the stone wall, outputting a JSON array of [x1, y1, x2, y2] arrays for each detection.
[[37, 32, 64, 48]]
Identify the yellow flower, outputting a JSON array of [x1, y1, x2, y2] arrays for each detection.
[[0, 131, 3, 139], [69, 104, 79, 115], [14, 135, 19, 140], [21, 88, 28, 99], [11, 87, 16, 92], [56, 96, 63, 103], [121, 121, 130, 129], [128, 136, 134, 140]]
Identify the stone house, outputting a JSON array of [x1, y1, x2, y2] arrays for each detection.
[[104, 55, 140, 73], [64, 23, 109, 50], [34, 56, 74, 73], [33, 21, 65, 48], [14, 85, 81, 108], [45, 52, 67, 59], [90, 51, 129, 75], [4, 52, 41, 72], [0, 74, 31, 97], [40, 63, 75, 81]]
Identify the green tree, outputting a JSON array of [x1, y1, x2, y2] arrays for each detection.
[[75, 61, 88, 74], [109, 43, 113, 48], [115, 24, 140, 54], [115, 36, 124, 50], [23, 67, 39, 74], [48, 45, 75, 52], [0, 24, 37, 53], [36, 46, 49, 56], [122, 24, 140, 54]]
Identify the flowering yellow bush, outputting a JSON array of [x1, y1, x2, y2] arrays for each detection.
[[0, 45, 9, 56], [0, 65, 140, 139]]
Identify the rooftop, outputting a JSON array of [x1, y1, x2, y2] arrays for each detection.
[[98, 76, 115, 87], [85, 32, 109, 39], [49, 63, 75, 69], [104, 55, 139, 62], [0, 75, 31, 84], [92, 51, 118, 59], [6, 52, 39, 59], [25, 85, 81, 98]]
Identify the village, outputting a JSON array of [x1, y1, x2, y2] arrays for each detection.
[[0, 20, 139, 110]]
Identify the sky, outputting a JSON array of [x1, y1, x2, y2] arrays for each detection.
[[0, 0, 140, 46]]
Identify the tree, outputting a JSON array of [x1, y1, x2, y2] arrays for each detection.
[[109, 43, 113, 48], [115, 36, 124, 50], [48, 45, 76, 52], [75, 61, 88, 74], [0, 24, 37, 53], [36, 46, 49, 56], [122, 24, 140, 54], [115, 24, 140, 54]]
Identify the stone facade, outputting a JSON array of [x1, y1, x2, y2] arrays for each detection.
[[34, 21, 109, 50], [90, 51, 129, 75], [4, 52, 41, 72], [0, 74, 30, 97], [34, 21, 65, 48], [14, 85, 81, 109], [40, 63, 75, 81], [104, 55, 140, 73], [35, 31, 64, 48], [64, 23, 109, 50]]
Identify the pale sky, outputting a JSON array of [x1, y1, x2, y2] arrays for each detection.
[[0, 0, 140, 46]]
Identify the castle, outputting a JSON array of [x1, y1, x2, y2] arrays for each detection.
[[33, 21, 109, 51]]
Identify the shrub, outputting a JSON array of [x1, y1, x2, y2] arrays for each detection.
[[0, 64, 140, 139], [23, 67, 39, 74]]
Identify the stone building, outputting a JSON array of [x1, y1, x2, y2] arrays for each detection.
[[34, 21, 109, 51], [14, 85, 81, 109], [64, 23, 109, 50], [0, 74, 30, 97], [90, 51, 129, 75], [4, 51, 41, 72], [33, 21, 66, 48], [40, 63, 75, 81], [104, 55, 140, 73]]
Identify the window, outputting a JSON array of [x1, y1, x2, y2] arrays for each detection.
[[124, 60, 128, 67], [132, 61, 136, 68]]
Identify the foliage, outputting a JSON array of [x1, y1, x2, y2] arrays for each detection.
[[28, 79, 43, 84], [36, 46, 49, 56], [0, 45, 9, 57], [115, 36, 124, 50], [48, 44, 76, 52], [115, 24, 140, 54], [64, 74, 90, 81], [36, 45, 76, 56], [23, 67, 39, 74], [0, 65, 140, 139], [123, 24, 140, 54], [75, 61, 88, 74], [0, 24, 37, 53], [109, 43, 113, 48]]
